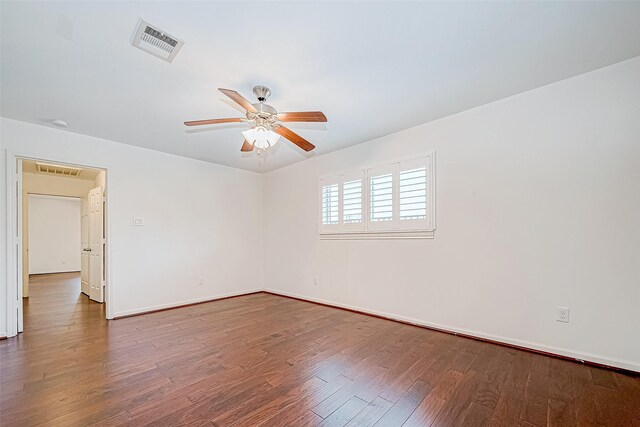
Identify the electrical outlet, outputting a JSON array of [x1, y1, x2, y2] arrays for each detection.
[[556, 307, 570, 323], [313, 275, 319, 285], [197, 276, 204, 286], [133, 217, 145, 226]]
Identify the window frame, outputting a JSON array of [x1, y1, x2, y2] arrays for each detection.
[[319, 152, 436, 239]]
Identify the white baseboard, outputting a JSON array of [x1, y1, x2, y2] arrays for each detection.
[[111, 288, 262, 319], [29, 270, 81, 275], [264, 288, 640, 373]]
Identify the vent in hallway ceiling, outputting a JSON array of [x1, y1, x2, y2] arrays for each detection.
[[35, 162, 83, 177], [131, 19, 184, 63]]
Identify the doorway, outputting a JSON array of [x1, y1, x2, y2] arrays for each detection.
[[14, 158, 108, 335]]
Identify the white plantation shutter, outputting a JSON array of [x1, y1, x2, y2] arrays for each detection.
[[399, 167, 426, 219], [322, 184, 339, 223], [397, 156, 430, 230], [341, 171, 365, 231], [319, 153, 435, 237], [368, 165, 396, 231], [320, 176, 339, 233]]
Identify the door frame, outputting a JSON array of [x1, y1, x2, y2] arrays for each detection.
[[5, 149, 112, 337]]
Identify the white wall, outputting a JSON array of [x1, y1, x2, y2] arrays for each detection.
[[23, 172, 96, 198], [28, 195, 81, 274], [263, 57, 640, 371], [1, 118, 264, 336]]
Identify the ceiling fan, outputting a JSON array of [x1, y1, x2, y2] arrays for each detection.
[[184, 85, 327, 152]]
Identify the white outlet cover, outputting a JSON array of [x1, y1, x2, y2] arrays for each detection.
[[133, 217, 145, 226], [556, 306, 570, 323]]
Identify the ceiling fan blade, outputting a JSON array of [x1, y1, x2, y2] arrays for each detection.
[[277, 111, 327, 122], [274, 126, 316, 152], [240, 139, 254, 152], [184, 118, 244, 126], [218, 88, 258, 113]]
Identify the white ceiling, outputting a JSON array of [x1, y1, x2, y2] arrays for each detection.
[[2, 1, 640, 173]]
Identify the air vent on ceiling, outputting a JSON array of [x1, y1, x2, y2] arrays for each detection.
[[131, 19, 184, 63], [36, 162, 82, 177]]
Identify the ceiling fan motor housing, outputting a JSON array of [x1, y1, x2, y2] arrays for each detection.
[[253, 85, 271, 102], [249, 85, 277, 123]]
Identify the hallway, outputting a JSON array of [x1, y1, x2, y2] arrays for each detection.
[[23, 272, 105, 333]]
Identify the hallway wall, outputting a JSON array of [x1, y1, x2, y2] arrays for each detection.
[[28, 195, 81, 274]]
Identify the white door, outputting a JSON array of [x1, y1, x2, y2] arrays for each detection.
[[88, 187, 105, 303], [80, 198, 90, 295], [17, 159, 24, 333], [22, 188, 29, 299]]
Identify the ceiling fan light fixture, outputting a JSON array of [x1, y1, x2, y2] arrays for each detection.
[[242, 126, 280, 149], [185, 86, 323, 152]]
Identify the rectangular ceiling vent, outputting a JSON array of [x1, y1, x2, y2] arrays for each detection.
[[131, 19, 184, 63], [36, 162, 82, 177]]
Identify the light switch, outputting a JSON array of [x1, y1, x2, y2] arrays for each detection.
[[133, 217, 145, 226]]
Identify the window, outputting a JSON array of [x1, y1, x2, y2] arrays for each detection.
[[319, 153, 435, 238]]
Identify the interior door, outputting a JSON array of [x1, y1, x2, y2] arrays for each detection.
[[80, 198, 90, 295], [88, 186, 105, 303], [17, 159, 24, 333], [22, 188, 29, 299]]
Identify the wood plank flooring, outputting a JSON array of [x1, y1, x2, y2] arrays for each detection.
[[1, 273, 638, 426]]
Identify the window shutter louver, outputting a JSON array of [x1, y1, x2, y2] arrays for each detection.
[[322, 184, 339, 224], [398, 155, 433, 230], [320, 176, 339, 233], [399, 168, 426, 220], [341, 170, 365, 231], [368, 165, 396, 231]]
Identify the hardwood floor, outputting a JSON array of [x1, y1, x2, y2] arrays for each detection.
[[1, 273, 638, 426]]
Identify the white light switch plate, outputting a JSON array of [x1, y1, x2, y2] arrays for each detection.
[[133, 217, 145, 226]]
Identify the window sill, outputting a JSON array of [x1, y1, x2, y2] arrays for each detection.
[[319, 230, 435, 240]]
